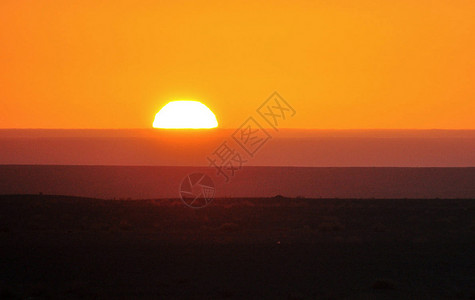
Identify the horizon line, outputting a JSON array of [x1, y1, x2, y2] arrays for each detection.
[[2, 128, 475, 131]]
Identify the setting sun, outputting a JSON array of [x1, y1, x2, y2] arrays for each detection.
[[153, 101, 218, 129]]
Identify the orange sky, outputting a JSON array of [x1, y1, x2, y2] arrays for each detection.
[[0, 0, 474, 129]]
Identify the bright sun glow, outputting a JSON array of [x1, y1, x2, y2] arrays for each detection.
[[153, 100, 218, 129]]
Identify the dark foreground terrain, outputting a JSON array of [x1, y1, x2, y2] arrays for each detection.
[[1, 195, 474, 299]]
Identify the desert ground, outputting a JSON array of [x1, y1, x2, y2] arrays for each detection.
[[1, 194, 474, 299]]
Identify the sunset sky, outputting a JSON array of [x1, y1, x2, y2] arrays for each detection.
[[1, 0, 474, 129]]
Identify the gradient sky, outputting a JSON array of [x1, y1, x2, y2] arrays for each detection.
[[1, 0, 474, 129]]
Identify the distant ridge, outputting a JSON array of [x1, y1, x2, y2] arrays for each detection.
[[1, 165, 474, 199], [1, 129, 475, 166]]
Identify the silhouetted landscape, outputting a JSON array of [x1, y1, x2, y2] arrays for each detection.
[[1, 194, 474, 299]]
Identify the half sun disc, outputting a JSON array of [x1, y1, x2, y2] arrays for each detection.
[[153, 100, 218, 129]]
